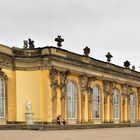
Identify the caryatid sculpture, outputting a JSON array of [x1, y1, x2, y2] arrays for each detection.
[[50, 67, 59, 122]]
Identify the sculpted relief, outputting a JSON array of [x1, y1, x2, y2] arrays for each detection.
[[60, 70, 70, 100], [103, 80, 110, 103], [80, 75, 97, 103], [50, 67, 59, 101], [80, 75, 88, 94], [121, 84, 134, 106], [80, 75, 96, 95], [0, 55, 13, 68], [103, 80, 116, 104], [110, 82, 116, 104]]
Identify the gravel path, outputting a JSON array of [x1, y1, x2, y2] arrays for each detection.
[[1, 127, 140, 140]]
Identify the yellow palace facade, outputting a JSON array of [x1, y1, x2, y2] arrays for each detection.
[[0, 38, 140, 125]]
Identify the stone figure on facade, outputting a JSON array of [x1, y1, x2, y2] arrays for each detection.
[[28, 38, 35, 49], [23, 38, 35, 49], [79, 75, 88, 122], [80, 75, 88, 94], [60, 70, 70, 119], [50, 67, 59, 122], [122, 84, 128, 94], [60, 70, 70, 100], [80, 75, 89, 103], [103, 80, 111, 122], [109, 81, 116, 122], [110, 82, 116, 105], [80, 75, 96, 102], [50, 67, 59, 101], [87, 76, 96, 102], [23, 40, 28, 49], [87, 77, 96, 94], [127, 85, 132, 94], [121, 84, 127, 105], [103, 80, 110, 103]]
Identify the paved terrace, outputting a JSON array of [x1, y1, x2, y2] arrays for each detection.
[[1, 127, 140, 140]]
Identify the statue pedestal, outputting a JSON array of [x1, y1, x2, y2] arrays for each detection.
[[25, 112, 34, 125]]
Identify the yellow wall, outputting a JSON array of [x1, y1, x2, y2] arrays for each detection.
[[42, 70, 52, 122], [15, 70, 52, 122], [16, 70, 42, 121], [2, 68, 140, 124]]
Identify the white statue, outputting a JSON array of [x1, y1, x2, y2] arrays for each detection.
[[25, 99, 34, 125], [26, 99, 32, 113]]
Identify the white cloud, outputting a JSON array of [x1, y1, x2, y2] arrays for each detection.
[[0, 0, 140, 70]]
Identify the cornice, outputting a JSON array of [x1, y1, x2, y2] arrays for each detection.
[[0, 46, 140, 83]]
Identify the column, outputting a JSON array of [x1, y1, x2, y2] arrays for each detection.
[[138, 102, 140, 123], [110, 94, 114, 122], [80, 75, 88, 123], [88, 93, 93, 122], [104, 94, 108, 122], [127, 95, 130, 123], [87, 76, 96, 122], [50, 67, 59, 123], [60, 70, 70, 120], [122, 95, 126, 122], [103, 80, 110, 123], [110, 82, 116, 122], [81, 94, 85, 122], [121, 84, 128, 123]]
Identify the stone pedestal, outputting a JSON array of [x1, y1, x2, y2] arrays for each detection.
[[25, 112, 34, 125]]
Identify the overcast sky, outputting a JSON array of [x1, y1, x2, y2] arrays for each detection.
[[0, 0, 140, 70]]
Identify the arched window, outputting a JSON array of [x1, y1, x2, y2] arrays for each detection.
[[67, 81, 77, 119], [0, 78, 5, 118], [93, 86, 100, 119], [130, 94, 135, 121], [114, 89, 119, 119]]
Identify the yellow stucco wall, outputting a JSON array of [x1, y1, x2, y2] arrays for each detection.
[[16, 70, 41, 121], [15, 70, 52, 122], [1, 68, 139, 124], [42, 70, 52, 122]]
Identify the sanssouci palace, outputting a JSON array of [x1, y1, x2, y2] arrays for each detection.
[[0, 36, 140, 126]]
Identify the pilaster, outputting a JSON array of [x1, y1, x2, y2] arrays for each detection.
[[49, 67, 59, 123]]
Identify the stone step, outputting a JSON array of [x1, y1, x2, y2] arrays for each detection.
[[0, 123, 139, 130]]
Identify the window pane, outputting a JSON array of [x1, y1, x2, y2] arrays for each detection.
[[0, 78, 5, 118], [130, 94, 135, 120], [114, 90, 119, 119], [93, 86, 100, 119], [67, 81, 77, 119]]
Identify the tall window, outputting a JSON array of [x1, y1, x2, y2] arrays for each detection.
[[0, 78, 5, 118], [67, 81, 77, 119], [114, 89, 119, 119], [93, 86, 100, 119], [130, 94, 135, 121]]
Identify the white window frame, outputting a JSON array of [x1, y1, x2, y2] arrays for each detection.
[[0, 78, 5, 119], [93, 86, 100, 119], [130, 94, 135, 122], [114, 89, 119, 119], [67, 81, 77, 119]]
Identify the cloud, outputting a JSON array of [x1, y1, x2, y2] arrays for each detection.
[[0, 0, 140, 70]]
